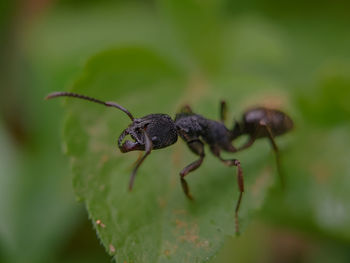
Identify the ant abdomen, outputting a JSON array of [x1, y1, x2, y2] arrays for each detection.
[[234, 107, 294, 139]]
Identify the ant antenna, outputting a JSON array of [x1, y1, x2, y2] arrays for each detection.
[[45, 92, 134, 121]]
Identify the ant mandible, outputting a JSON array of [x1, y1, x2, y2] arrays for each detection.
[[46, 92, 294, 234]]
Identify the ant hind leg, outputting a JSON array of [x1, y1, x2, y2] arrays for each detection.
[[236, 136, 256, 152], [259, 120, 285, 188], [210, 146, 243, 235]]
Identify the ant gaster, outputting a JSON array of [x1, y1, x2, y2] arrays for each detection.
[[231, 105, 294, 187], [46, 92, 294, 234]]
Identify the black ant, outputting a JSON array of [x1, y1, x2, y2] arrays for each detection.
[[46, 92, 294, 234]]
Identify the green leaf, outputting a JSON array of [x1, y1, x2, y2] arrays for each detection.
[[62, 46, 274, 262], [297, 69, 350, 126], [157, 0, 225, 74]]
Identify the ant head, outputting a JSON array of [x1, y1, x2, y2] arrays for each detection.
[[45, 92, 178, 154], [118, 114, 178, 153]]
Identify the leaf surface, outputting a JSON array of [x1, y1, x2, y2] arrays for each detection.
[[63, 47, 273, 262]]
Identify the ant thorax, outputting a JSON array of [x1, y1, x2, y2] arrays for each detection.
[[175, 113, 232, 150]]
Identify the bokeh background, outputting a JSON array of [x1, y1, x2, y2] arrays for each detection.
[[1, 0, 350, 262]]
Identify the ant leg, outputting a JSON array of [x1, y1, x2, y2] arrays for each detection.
[[220, 100, 227, 123], [179, 104, 193, 114], [129, 152, 143, 169], [128, 130, 153, 191], [236, 136, 256, 152], [259, 121, 285, 188], [210, 146, 243, 235], [180, 139, 205, 200]]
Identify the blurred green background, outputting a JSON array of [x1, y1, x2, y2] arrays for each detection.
[[1, 0, 350, 262]]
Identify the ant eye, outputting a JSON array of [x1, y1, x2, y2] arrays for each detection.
[[152, 136, 158, 143]]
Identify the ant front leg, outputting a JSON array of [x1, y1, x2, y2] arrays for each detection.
[[128, 129, 153, 191], [210, 145, 243, 235], [259, 120, 285, 188], [179, 138, 205, 200]]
